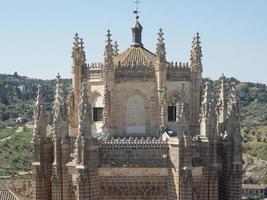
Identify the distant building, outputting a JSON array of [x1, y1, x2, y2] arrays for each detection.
[[242, 184, 267, 199], [31, 15, 242, 199]]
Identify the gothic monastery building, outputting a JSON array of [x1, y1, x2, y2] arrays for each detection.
[[31, 16, 242, 199]]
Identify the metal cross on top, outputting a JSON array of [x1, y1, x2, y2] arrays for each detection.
[[133, 0, 141, 19]]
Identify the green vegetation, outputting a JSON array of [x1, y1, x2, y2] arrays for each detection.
[[0, 73, 70, 126], [239, 82, 267, 160], [243, 141, 267, 161], [0, 127, 32, 177]]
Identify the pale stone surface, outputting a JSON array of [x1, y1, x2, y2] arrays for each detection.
[[31, 18, 242, 200]]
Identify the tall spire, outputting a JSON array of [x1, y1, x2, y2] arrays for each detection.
[[156, 28, 166, 63], [78, 81, 92, 139], [191, 33, 203, 72], [104, 30, 113, 66]]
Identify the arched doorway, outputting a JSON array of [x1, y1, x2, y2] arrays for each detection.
[[125, 94, 146, 135]]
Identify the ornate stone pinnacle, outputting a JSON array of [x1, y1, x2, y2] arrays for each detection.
[[72, 33, 86, 66], [190, 32, 203, 72], [156, 28, 166, 63], [104, 30, 113, 65], [113, 41, 119, 56], [78, 80, 92, 139], [33, 85, 47, 141], [53, 73, 65, 128], [159, 83, 167, 106]]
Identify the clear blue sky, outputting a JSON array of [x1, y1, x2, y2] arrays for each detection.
[[0, 0, 266, 83]]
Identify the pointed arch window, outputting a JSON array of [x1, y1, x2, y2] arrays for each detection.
[[92, 95, 103, 122], [168, 94, 179, 122]]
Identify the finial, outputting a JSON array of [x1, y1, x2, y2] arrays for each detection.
[[79, 38, 84, 49], [56, 72, 60, 80], [133, 0, 141, 19], [73, 33, 80, 47]]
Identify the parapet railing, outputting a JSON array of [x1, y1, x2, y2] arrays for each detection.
[[99, 137, 169, 167], [100, 137, 168, 148]]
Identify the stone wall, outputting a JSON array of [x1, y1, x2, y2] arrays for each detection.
[[99, 137, 168, 167], [99, 168, 168, 200]]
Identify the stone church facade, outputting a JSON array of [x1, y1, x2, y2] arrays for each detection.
[[31, 17, 242, 199]]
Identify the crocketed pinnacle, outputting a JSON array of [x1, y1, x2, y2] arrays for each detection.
[[191, 32, 203, 72], [78, 80, 92, 139], [72, 33, 86, 66], [104, 30, 113, 66], [73, 33, 79, 48], [156, 28, 166, 63], [201, 81, 217, 120], [53, 73, 64, 126], [113, 41, 119, 56], [33, 85, 47, 140]]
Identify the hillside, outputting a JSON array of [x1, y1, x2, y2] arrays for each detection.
[[238, 82, 267, 161], [0, 73, 70, 127], [0, 73, 266, 181], [0, 127, 32, 176]]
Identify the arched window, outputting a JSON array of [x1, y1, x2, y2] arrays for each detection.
[[92, 95, 103, 122], [168, 94, 179, 122]]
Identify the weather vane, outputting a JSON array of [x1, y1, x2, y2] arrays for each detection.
[[133, 0, 141, 19]]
